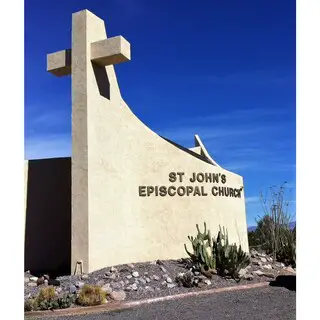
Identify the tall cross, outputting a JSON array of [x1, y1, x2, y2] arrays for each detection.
[[45, 9, 131, 273]]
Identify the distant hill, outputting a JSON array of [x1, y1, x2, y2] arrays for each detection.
[[248, 221, 296, 232]]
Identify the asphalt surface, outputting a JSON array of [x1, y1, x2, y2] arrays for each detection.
[[31, 285, 296, 320]]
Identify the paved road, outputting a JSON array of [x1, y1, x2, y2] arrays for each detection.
[[36, 286, 296, 320]]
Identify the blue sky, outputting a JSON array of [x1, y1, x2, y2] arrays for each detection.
[[25, 0, 296, 226]]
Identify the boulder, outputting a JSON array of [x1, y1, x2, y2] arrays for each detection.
[[110, 290, 126, 301]]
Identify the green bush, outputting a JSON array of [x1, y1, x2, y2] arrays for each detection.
[[76, 285, 107, 306], [34, 286, 59, 311], [24, 299, 35, 312], [185, 223, 250, 279]]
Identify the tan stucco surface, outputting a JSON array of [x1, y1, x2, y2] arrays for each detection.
[[36, 9, 249, 274]]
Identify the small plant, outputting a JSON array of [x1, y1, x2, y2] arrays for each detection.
[[175, 272, 195, 288], [76, 284, 107, 306], [57, 293, 76, 309], [34, 286, 59, 310], [24, 299, 35, 312]]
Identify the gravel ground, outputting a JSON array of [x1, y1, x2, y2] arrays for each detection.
[[33, 286, 296, 320], [25, 250, 292, 306]]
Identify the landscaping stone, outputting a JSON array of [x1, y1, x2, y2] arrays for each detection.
[[263, 264, 272, 270], [110, 266, 117, 273], [153, 275, 160, 281], [238, 268, 247, 278], [75, 281, 85, 288], [253, 270, 264, 276], [167, 283, 176, 289], [260, 257, 267, 263], [131, 283, 138, 291], [166, 277, 173, 283], [102, 284, 113, 294], [127, 263, 135, 269], [126, 275, 132, 279], [204, 279, 211, 285], [262, 272, 275, 279], [27, 282, 37, 287], [110, 290, 126, 301], [24, 277, 29, 283], [30, 276, 38, 282], [69, 285, 77, 294], [132, 271, 139, 278], [160, 266, 167, 273], [145, 277, 151, 283], [156, 259, 164, 265], [81, 274, 89, 280]]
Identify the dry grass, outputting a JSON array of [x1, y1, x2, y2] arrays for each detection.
[[76, 284, 107, 306]]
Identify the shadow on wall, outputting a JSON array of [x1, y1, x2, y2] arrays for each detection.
[[25, 157, 71, 277]]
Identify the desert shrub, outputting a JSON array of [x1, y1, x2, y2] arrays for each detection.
[[57, 293, 76, 309], [175, 272, 195, 288], [34, 286, 59, 310], [252, 183, 296, 266], [76, 285, 107, 306], [24, 299, 35, 312], [185, 223, 250, 280]]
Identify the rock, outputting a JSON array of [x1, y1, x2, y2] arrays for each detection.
[[131, 283, 138, 291], [69, 285, 77, 294], [126, 275, 132, 279], [263, 272, 275, 278], [44, 280, 48, 286], [56, 287, 62, 294], [162, 274, 168, 279], [81, 274, 89, 280], [30, 276, 38, 282], [263, 264, 272, 270], [201, 270, 213, 278], [161, 281, 167, 285], [253, 270, 264, 276], [48, 279, 61, 286], [111, 282, 122, 289], [204, 279, 211, 285], [127, 263, 135, 269], [139, 278, 146, 284], [250, 249, 258, 257], [107, 273, 117, 280], [238, 268, 247, 278], [24, 277, 29, 283], [155, 287, 161, 291], [259, 253, 266, 257], [167, 283, 176, 289], [110, 290, 126, 301], [267, 256, 273, 262], [132, 271, 139, 278], [244, 274, 254, 280], [284, 266, 295, 274], [125, 279, 130, 284], [153, 275, 160, 281], [252, 259, 262, 267], [149, 260, 157, 265], [110, 266, 117, 273], [102, 284, 113, 294], [144, 272, 148, 275], [260, 257, 267, 263], [27, 282, 37, 287], [145, 286, 154, 291], [156, 259, 164, 265], [96, 280, 105, 286], [75, 281, 85, 289], [194, 271, 200, 276], [145, 277, 151, 283], [246, 265, 251, 270], [160, 266, 167, 273], [166, 277, 173, 283]]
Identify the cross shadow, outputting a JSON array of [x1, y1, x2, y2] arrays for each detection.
[[269, 275, 296, 292], [92, 62, 110, 99]]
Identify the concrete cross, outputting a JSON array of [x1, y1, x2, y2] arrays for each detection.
[[47, 15, 130, 77]]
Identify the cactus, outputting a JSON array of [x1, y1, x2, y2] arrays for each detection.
[[184, 222, 217, 272], [214, 225, 250, 279], [185, 223, 250, 280]]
